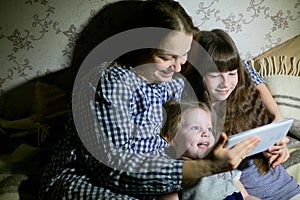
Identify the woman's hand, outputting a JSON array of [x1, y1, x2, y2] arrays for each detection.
[[263, 136, 290, 168], [207, 132, 261, 172]]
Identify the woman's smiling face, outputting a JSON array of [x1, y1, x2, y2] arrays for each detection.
[[134, 31, 193, 83]]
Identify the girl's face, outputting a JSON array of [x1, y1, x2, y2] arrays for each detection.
[[134, 32, 193, 83], [204, 69, 238, 103], [171, 108, 215, 160]]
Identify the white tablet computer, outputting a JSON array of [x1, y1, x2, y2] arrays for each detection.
[[225, 118, 294, 157]]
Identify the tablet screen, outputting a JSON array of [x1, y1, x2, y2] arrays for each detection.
[[225, 118, 294, 157]]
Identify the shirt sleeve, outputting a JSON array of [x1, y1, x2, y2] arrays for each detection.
[[243, 61, 265, 86], [166, 75, 185, 101]]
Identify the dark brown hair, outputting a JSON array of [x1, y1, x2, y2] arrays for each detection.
[[67, 0, 198, 89], [115, 0, 198, 67]]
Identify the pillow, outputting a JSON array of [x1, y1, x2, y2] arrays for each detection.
[[252, 34, 300, 75], [263, 75, 300, 121], [248, 35, 300, 139]]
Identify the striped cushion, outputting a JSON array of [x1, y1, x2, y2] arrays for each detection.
[[264, 75, 300, 121]]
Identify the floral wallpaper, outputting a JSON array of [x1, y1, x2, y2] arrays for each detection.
[[0, 0, 299, 94]]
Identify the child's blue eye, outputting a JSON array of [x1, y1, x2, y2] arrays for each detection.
[[191, 126, 212, 134], [191, 126, 200, 131]]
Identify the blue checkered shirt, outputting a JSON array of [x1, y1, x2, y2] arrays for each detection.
[[244, 61, 265, 86], [40, 64, 184, 199]]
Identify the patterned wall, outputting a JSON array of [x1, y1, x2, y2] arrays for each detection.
[[0, 0, 299, 93]]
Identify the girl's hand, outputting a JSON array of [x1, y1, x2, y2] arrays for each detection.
[[263, 136, 290, 168]]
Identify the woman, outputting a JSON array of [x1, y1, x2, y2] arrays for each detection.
[[39, 2, 260, 199]]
